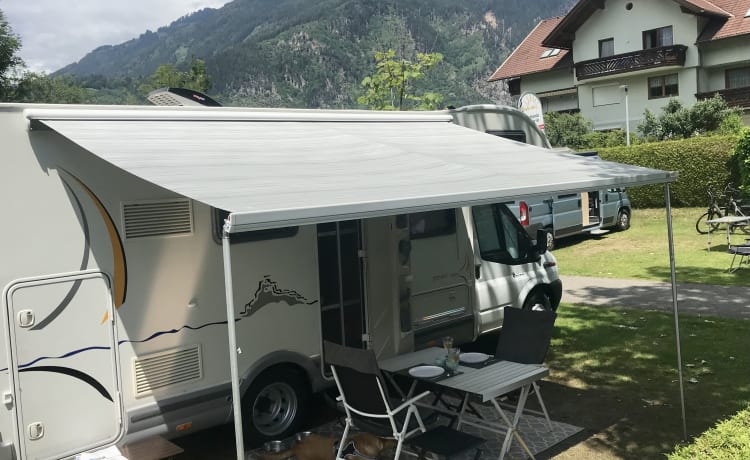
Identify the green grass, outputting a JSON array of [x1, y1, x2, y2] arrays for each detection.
[[547, 303, 750, 459], [552, 207, 750, 286]]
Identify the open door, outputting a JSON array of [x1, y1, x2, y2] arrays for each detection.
[[5, 271, 122, 460]]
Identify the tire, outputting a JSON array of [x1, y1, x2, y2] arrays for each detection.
[[242, 366, 310, 445], [522, 289, 553, 312], [615, 209, 631, 231], [695, 212, 720, 235], [544, 228, 555, 250]]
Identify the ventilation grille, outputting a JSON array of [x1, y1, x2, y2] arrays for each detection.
[[133, 345, 202, 397], [123, 199, 193, 239]]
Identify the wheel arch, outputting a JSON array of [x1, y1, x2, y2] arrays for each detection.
[[239, 350, 324, 399]]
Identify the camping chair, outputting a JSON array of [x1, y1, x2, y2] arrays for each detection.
[[494, 306, 557, 430], [727, 244, 750, 273], [324, 341, 431, 459]]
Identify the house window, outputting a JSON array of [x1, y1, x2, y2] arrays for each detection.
[[648, 74, 679, 99], [726, 67, 750, 89], [643, 26, 673, 49], [599, 38, 614, 58]]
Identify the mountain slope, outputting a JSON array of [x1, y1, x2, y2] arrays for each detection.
[[57, 0, 573, 108]]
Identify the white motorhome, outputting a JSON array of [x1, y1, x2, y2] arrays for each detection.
[[449, 105, 632, 248], [0, 103, 568, 460]]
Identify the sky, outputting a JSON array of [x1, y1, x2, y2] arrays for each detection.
[[2, 0, 232, 73]]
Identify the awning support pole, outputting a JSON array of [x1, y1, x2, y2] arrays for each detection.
[[222, 227, 246, 460], [665, 183, 688, 440]]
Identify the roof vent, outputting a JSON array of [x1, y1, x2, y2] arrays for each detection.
[[133, 345, 202, 397], [123, 199, 193, 239]]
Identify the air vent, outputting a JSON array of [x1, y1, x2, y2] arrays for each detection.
[[123, 199, 193, 239], [133, 345, 202, 397]]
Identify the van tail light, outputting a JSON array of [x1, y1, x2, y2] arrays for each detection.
[[519, 201, 529, 227]]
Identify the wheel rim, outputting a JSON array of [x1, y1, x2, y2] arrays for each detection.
[[251, 382, 298, 437], [546, 231, 554, 249], [619, 212, 629, 228]]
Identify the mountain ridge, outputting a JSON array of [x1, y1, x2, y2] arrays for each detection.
[[56, 0, 574, 108]]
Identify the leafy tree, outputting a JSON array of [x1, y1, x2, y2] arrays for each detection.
[[0, 9, 24, 100], [638, 95, 743, 141], [544, 112, 593, 148], [138, 58, 211, 95], [13, 72, 91, 103], [357, 49, 444, 110]]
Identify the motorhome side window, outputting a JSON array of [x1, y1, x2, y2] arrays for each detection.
[[212, 209, 298, 243], [472, 204, 532, 264], [409, 209, 456, 239]]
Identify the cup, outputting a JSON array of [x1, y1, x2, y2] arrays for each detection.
[[445, 347, 460, 373], [442, 336, 454, 351]]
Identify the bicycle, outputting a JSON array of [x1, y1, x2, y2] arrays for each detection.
[[695, 184, 750, 235]]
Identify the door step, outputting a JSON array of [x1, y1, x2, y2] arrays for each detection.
[[589, 229, 610, 236]]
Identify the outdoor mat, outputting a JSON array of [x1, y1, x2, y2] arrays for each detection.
[[248, 401, 582, 459]]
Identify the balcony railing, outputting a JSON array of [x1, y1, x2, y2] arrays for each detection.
[[575, 45, 688, 80], [697, 86, 750, 109]]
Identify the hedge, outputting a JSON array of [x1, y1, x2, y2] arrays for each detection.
[[599, 135, 739, 208], [668, 406, 750, 460]]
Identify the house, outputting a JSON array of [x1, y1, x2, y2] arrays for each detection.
[[489, 0, 750, 130]]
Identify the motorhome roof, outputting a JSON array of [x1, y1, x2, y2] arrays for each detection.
[[22, 105, 676, 233]]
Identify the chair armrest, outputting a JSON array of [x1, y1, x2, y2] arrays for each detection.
[[391, 390, 431, 414]]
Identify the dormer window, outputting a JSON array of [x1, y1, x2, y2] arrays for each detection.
[[643, 26, 673, 49], [540, 48, 561, 58]]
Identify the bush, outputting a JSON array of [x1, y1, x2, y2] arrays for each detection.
[[731, 128, 750, 194], [637, 95, 744, 141], [668, 406, 750, 460], [599, 135, 739, 207], [544, 112, 592, 148]]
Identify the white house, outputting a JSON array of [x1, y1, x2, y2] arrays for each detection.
[[489, 0, 750, 130]]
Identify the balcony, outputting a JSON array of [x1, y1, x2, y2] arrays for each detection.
[[575, 45, 687, 81], [697, 86, 750, 109]]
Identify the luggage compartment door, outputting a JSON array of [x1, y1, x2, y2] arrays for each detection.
[[5, 271, 122, 460]]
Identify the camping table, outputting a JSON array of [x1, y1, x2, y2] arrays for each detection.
[[379, 347, 549, 460], [705, 215, 750, 250]]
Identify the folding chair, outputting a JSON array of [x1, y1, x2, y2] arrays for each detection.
[[727, 244, 750, 273], [495, 307, 557, 430], [324, 341, 431, 459]]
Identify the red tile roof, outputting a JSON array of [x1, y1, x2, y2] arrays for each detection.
[[675, 0, 730, 17], [488, 16, 572, 81], [697, 0, 750, 42]]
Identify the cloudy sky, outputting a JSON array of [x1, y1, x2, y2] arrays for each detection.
[[2, 0, 232, 73]]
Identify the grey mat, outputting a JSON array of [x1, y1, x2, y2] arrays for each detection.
[[249, 402, 582, 459]]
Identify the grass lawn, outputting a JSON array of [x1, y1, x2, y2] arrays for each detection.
[[552, 207, 750, 287], [543, 303, 750, 459]]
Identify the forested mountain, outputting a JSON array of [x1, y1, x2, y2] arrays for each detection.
[[56, 0, 574, 108]]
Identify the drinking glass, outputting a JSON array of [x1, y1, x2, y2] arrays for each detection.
[[442, 336, 454, 351]]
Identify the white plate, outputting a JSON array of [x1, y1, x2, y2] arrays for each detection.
[[459, 352, 489, 364], [408, 365, 444, 379]]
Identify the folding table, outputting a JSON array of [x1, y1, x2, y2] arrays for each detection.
[[380, 347, 549, 460]]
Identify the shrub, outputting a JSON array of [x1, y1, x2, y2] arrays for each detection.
[[599, 135, 739, 207], [731, 128, 750, 194], [637, 95, 743, 141], [544, 112, 592, 148], [668, 406, 750, 460]]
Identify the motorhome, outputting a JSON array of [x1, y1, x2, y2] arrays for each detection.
[[449, 105, 632, 248], [0, 103, 569, 460]]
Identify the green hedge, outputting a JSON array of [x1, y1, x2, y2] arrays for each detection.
[[599, 135, 739, 208], [669, 407, 750, 460]]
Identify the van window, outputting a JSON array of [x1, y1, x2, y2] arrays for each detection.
[[486, 130, 527, 144], [212, 208, 298, 243], [409, 210, 456, 239], [472, 204, 533, 264]]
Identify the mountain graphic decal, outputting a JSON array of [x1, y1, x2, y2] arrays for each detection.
[[240, 276, 318, 317]]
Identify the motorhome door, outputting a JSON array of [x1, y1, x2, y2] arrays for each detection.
[[4, 271, 122, 460]]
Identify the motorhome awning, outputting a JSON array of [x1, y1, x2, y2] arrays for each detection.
[[27, 107, 677, 233]]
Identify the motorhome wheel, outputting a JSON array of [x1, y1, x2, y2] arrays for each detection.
[[522, 290, 552, 311], [242, 367, 309, 443], [616, 210, 631, 231], [544, 228, 555, 250]]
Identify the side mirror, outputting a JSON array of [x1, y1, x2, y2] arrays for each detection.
[[535, 229, 549, 254]]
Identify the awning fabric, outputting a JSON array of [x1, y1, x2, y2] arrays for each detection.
[[28, 107, 677, 232]]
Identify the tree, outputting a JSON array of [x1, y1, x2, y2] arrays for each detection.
[[12, 72, 90, 104], [638, 95, 743, 141], [138, 58, 211, 95], [0, 9, 24, 100], [357, 49, 444, 110]]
